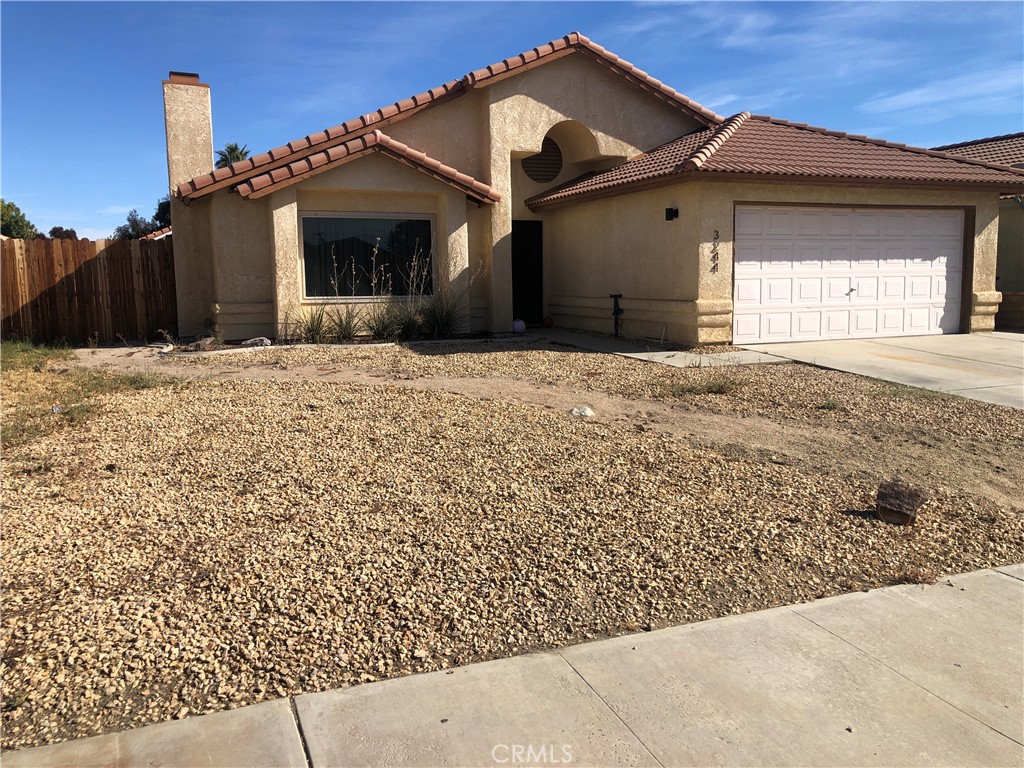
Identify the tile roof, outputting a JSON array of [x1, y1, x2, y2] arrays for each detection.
[[234, 130, 501, 204], [932, 132, 1024, 167], [528, 114, 1024, 208], [141, 226, 172, 240], [177, 32, 723, 202]]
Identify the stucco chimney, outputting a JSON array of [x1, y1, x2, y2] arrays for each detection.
[[162, 71, 215, 339], [162, 71, 214, 192]]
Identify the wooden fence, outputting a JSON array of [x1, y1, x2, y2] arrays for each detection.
[[1, 237, 176, 344]]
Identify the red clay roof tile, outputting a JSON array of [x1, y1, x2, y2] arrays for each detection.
[[177, 32, 722, 201], [140, 226, 173, 240], [932, 132, 1024, 167], [233, 130, 501, 204], [528, 115, 1024, 208]]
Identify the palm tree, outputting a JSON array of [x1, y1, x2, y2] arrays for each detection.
[[215, 142, 250, 169]]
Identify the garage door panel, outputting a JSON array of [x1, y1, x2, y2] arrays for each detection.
[[826, 277, 852, 301], [734, 278, 762, 305], [795, 243, 823, 269], [735, 208, 764, 236], [767, 244, 795, 267], [852, 309, 879, 334], [733, 314, 761, 343], [763, 312, 793, 340], [882, 214, 909, 237], [936, 306, 959, 332], [825, 311, 850, 335], [854, 212, 882, 236], [906, 307, 930, 332], [882, 243, 908, 267], [881, 276, 906, 300], [880, 308, 905, 334], [854, 243, 880, 268], [826, 211, 853, 236], [796, 212, 824, 236], [907, 275, 932, 299], [734, 242, 762, 268], [795, 278, 822, 302], [734, 205, 963, 342], [767, 211, 795, 235], [852, 276, 879, 302], [792, 312, 823, 338]]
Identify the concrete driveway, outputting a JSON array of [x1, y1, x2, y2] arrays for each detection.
[[744, 332, 1024, 409]]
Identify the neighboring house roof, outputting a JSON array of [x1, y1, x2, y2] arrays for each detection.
[[235, 130, 501, 204], [932, 132, 1024, 167], [141, 226, 173, 240], [528, 113, 1024, 208], [176, 32, 724, 202]]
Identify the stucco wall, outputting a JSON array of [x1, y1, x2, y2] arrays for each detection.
[[543, 181, 1003, 344], [268, 153, 471, 335], [996, 197, 1024, 292], [204, 193, 275, 339], [544, 184, 703, 341], [484, 53, 706, 332]]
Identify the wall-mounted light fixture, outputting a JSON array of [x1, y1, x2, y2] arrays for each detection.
[[665, 208, 679, 221]]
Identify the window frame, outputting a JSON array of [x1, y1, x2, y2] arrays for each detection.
[[298, 210, 439, 303]]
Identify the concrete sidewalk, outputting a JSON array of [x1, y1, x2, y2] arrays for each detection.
[[7, 566, 1022, 767]]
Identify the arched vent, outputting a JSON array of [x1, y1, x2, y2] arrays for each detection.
[[521, 137, 563, 183]]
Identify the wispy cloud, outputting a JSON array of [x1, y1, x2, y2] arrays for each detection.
[[860, 67, 1021, 116]]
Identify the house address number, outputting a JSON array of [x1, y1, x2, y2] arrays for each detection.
[[710, 229, 720, 273]]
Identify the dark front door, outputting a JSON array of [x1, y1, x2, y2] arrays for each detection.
[[512, 220, 544, 325]]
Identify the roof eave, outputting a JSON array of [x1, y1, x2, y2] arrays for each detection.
[[528, 170, 1024, 209]]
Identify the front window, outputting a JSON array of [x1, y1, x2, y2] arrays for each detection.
[[302, 215, 434, 298]]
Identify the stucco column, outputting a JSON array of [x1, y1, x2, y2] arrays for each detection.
[[488, 151, 514, 332], [444, 195, 472, 333], [970, 197, 1001, 331], [692, 189, 734, 344], [270, 189, 299, 336]]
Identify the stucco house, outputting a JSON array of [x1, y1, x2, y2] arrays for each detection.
[[162, 32, 1024, 344], [931, 132, 1024, 330]]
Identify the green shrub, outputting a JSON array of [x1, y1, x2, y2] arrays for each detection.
[[364, 302, 400, 341], [329, 305, 362, 342], [419, 290, 464, 339], [297, 304, 330, 343]]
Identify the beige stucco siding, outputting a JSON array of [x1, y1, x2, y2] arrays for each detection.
[[996, 198, 1024, 292], [545, 181, 1002, 344], [545, 184, 703, 341], [484, 53, 706, 332], [208, 193, 275, 340], [269, 153, 472, 334], [170, 196, 216, 337]]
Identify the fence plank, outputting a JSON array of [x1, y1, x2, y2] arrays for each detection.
[[0, 237, 176, 344]]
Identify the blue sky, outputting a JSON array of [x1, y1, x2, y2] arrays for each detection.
[[2, 1, 1021, 239]]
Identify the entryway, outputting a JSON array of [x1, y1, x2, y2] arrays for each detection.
[[512, 220, 543, 325]]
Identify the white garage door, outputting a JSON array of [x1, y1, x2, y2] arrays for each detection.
[[733, 205, 963, 344]]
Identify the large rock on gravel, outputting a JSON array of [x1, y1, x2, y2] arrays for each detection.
[[876, 478, 927, 525]]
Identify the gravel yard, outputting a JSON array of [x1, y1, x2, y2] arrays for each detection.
[[3, 340, 1022, 751]]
